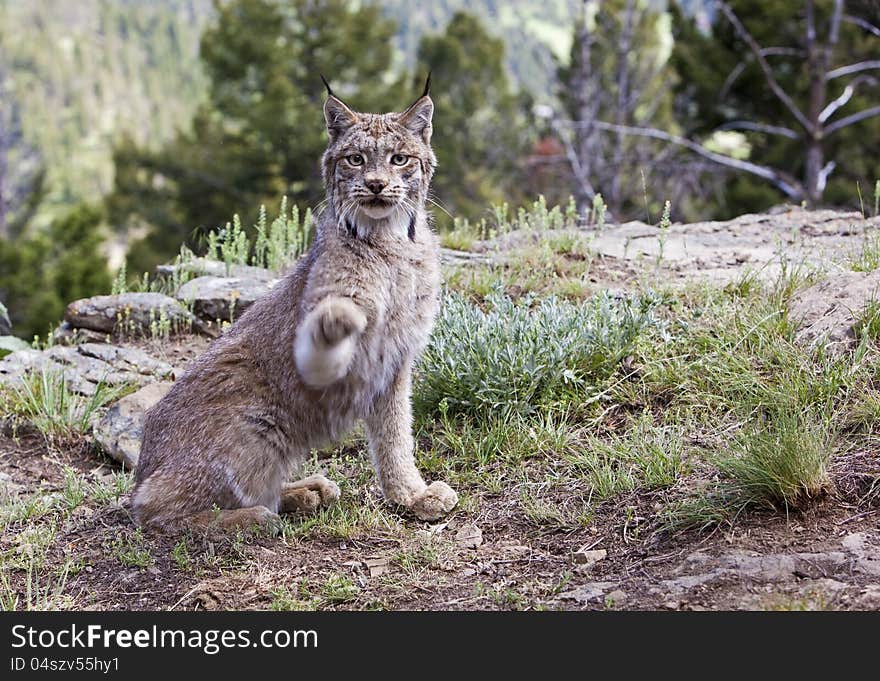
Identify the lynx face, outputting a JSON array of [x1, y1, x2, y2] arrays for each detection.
[[321, 86, 437, 238]]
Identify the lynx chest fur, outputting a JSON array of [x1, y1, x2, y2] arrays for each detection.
[[289, 225, 441, 436]]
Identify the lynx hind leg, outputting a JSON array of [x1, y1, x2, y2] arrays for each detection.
[[137, 505, 281, 535], [280, 474, 341, 514], [185, 506, 281, 534], [133, 473, 280, 535]]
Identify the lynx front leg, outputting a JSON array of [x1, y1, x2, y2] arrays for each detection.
[[365, 364, 458, 521], [294, 296, 367, 388]]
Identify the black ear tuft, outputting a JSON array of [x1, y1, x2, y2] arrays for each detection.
[[422, 71, 431, 98], [320, 74, 334, 97]]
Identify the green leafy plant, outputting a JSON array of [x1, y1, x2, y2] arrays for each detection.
[[415, 288, 658, 420]]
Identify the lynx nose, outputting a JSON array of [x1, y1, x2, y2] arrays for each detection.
[[365, 179, 386, 195]]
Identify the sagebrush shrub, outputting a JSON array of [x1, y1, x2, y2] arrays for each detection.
[[414, 289, 658, 419]]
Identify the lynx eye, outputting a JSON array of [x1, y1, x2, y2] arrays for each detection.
[[347, 154, 365, 166], [390, 153, 409, 166]]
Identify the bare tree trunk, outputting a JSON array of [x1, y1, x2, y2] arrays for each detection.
[[571, 0, 599, 213], [609, 0, 637, 213], [804, 0, 825, 204], [0, 58, 8, 236]]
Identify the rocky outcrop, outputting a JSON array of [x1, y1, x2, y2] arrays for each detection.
[[788, 269, 880, 351], [474, 206, 880, 284], [0, 335, 29, 358], [0, 343, 179, 395], [155, 258, 276, 282], [64, 293, 202, 337], [176, 276, 276, 323], [92, 382, 173, 469]]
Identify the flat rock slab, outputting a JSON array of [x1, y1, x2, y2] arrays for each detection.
[[0, 335, 29, 358], [789, 269, 880, 351], [92, 382, 172, 469], [176, 276, 276, 323], [156, 258, 276, 282], [0, 343, 178, 395], [475, 207, 880, 284], [554, 531, 880, 609], [65, 293, 200, 336]]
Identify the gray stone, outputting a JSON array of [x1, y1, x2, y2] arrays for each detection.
[[660, 549, 853, 595], [439, 248, 496, 267], [454, 523, 483, 549], [605, 589, 627, 605], [0, 471, 23, 502], [475, 206, 880, 285], [0, 343, 178, 395], [558, 581, 619, 604], [156, 258, 276, 282], [0, 335, 29, 358], [842, 533, 880, 576], [789, 270, 880, 352], [51, 322, 110, 346], [176, 276, 275, 323], [93, 382, 173, 469], [573, 548, 607, 566], [65, 293, 201, 336]]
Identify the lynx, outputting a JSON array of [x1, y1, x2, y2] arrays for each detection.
[[132, 76, 458, 532]]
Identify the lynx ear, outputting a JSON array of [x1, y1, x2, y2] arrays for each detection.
[[322, 76, 359, 141], [398, 95, 434, 144]]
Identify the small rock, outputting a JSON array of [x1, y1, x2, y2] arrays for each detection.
[[0, 472, 22, 502], [176, 276, 275, 323], [93, 382, 173, 469], [364, 557, 390, 578], [455, 523, 483, 549], [559, 581, 618, 604], [0, 335, 29, 359], [51, 322, 109, 346], [662, 600, 680, 610], [573, 548, 607, 566], [64, 293, 201, 336], [605, 589, 627, 605]]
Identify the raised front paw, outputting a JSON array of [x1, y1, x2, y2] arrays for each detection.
[[408, 481, 459, 521], [314, 297, 367, 346]]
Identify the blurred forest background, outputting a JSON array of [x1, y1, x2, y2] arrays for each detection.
[[1, 0, 879, 338]]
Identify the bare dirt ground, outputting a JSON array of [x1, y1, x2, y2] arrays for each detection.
[[2, 205, 880, 611], [2, 421, 878, 611]]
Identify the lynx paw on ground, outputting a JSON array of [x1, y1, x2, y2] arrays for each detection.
[[409, 481, 459, 521], [237, 505, 282, 535], [281, 474, 341, 514]]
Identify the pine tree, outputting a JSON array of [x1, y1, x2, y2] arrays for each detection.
[[0, 203, 111, 339], [108, 0, 399, 273], [416, 12, 532, 223]]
